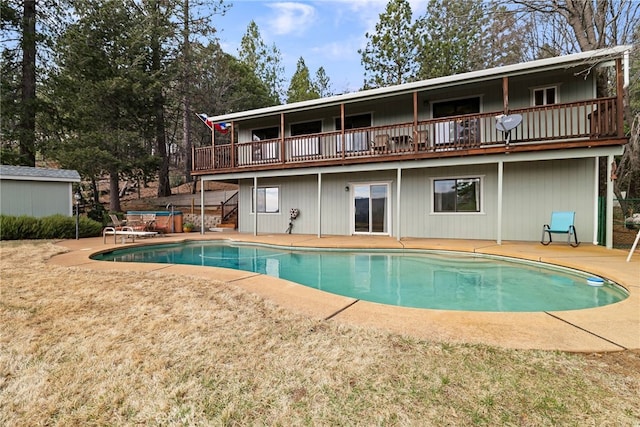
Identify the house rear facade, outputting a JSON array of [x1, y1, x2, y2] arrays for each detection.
[[192, 46, 632, 248]]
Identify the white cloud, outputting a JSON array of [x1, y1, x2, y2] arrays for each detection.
[[266, 2, 317, 36]]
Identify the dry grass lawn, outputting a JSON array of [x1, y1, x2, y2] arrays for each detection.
[[1, 241, 639, 426]]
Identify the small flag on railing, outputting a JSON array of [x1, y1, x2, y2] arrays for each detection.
[[197, 113, 229, 134], [214, 122, 229, 134], [197, 113, 213, 129]]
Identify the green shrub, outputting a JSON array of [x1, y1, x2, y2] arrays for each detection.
[[87, 203, 108, 224], [0, 215, 39, 240], [0, 214, 103, 240]]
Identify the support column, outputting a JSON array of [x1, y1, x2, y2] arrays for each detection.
[[317, 173, 322, 238], [497, 161, 503, 245], [214, 118, 219, 169], [616, 58, 624, 138], [230, 121, 235, 169], [340, 103, 345, 161], [280, 113, 285, 164], [593, 157, 599, 245], [200, 177, 205, 234], [412, 92, 418, 151], [502, 77, 509, 113], [253, 176, 258, 236], [396, 168, 402, 241], [606, 155, 614, 249]]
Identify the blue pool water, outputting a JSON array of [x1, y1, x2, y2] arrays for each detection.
[[91, 241, 628, 312]]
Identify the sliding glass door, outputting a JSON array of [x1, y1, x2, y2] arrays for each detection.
[[353, 183, 389, 234]]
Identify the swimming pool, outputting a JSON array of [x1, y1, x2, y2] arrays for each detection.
[[92, 241, 628, 312]]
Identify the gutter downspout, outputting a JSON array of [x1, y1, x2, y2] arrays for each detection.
[[624, 49, 629, 89]]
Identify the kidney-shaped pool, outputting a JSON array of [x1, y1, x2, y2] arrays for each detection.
[[92, 240, 628, 312]]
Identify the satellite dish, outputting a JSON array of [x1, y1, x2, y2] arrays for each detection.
[[495, 114, 522, 132], [495, 114, 522, 145]]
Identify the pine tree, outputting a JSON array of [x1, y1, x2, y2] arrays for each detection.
[[286, 57, 319, 103], [46, 1, 156, 212], [359, 0, 418, 89], [416, 0, 488, 79], [238, 20, 284, 105], [314, 67, 334, 98]]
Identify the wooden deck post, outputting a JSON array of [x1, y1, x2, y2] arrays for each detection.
[[502, 77, 509, 113], [341, 103, 345, 160], [413, 91, 418, 152], [214, 119, 219, 169], [616, 58, 624, 138], [281, 113, 286, 164], [230, 121, 235, 168]]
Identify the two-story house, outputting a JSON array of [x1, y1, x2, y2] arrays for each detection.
[[192, 46, 632, 248]]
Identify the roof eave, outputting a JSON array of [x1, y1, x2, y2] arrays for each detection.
[[206, 45, 632, 123]]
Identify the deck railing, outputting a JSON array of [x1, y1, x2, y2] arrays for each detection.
[[193, 97, 619, 173]]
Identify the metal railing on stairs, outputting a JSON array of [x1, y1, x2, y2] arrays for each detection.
[[221, 191, 238, 225]]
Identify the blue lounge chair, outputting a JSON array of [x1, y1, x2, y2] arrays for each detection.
[[541, 211, 579, 247]]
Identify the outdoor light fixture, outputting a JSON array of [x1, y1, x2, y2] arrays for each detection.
[[74, 190, 81, 240], [345, 186, 350, 192]]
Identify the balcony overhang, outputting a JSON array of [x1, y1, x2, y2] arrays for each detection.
[[195, 141, 625, 182]]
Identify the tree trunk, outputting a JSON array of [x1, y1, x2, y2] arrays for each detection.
[[150, 8, 171, 198], [19, 0, 36, 166], [109, 169, 121, 213], [183, 0, 193, 183], [155, 89, 171, 197], [90, 177, 100, 208]]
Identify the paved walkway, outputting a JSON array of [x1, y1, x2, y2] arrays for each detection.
[[50, 233, 639, 352]]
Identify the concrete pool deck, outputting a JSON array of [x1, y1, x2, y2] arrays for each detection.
[[49, 233, 639, 353]]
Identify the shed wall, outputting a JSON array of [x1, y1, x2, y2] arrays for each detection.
[[0, 180, 72, 217]]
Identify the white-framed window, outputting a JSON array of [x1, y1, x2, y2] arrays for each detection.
[[251, 186, 279, 214], [532, 86, 558, 106], [432, 176, 482, 213]]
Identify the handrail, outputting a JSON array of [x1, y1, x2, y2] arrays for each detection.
[[193, 97, 620, 172], [221, 191, 238, 223]]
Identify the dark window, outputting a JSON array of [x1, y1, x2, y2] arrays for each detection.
[[252, 126, 279, 140], [533, 87, 557, 106], [433, 97, 480, 118], [434, 178, 480, 212], [335, 113, 371, 130], [291, 120, 322, 136]]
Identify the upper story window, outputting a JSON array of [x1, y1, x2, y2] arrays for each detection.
[[433, 177, 481, 213], [291, 120, 322, 136], [532, 86, 557, 106], [252, 126, 279, 141], [252, 186, 279, 214], [335, 113, 371, 130]]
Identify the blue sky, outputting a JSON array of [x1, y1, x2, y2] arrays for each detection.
[[213, 0, 428, 94]]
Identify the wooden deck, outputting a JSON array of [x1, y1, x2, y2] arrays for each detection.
[[192, 97, 624, 175]]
